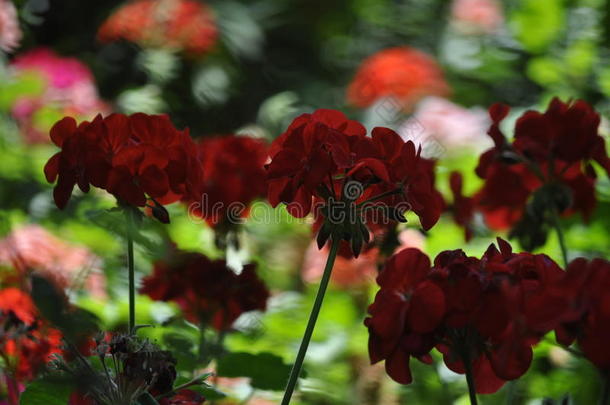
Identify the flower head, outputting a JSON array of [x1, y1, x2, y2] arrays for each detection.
[[187, 135, 268, 227], [365, 238, 568, 393], [557, 258, 610, 371], [43, 113, 202, 221], [452, 99, 610, 248], [98, 0, 218, 56], [10, 48, 108, 143], [0, 288, 63, 383], [347, 47, 449, 110], [266, 109, 443, 256], [0, 225, 105, 298], [141, 250, 269, 331]]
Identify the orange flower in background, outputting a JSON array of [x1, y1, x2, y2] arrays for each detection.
[[347, 47, 449, 110], [0, 288, 63, 383], [0, 225, 105, 298], [98, 0, 218, 56]]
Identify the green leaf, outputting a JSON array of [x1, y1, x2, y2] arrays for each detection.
[[20, 377, 73, 405], [216, 352, 292, 391], [510, 0, 565, 53]]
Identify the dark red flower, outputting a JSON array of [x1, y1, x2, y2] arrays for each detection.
[[187, 135, 268, 227], [98, 0, 217, 56], [141, 249, 269, 331], [460, 98, 610, 246], [347, 47, 449, 109], [366, 238, 567, 394], [266, 109, 364, 218], [365, 248, 443, 384], [556, 258, 610, 371], [44, 113, 202, 220], [267, 110, 444, 256]]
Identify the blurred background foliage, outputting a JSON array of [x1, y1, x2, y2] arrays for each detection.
[[1, 0, 610, 404]]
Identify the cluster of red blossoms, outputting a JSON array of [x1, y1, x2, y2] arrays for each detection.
[[97, 0, 218, 56], [450, 98, 610, 246], [346, 47, 449, 110], [366, 238, 584, 394], [0, 288, 62, 393], [266, 109, 444, 255], [44, 113, 203, 222], [140, 249, 269, 331], [186, 135, 268, 228]]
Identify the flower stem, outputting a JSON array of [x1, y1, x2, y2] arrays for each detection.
[[462, 350, 478, 405], [600, 371, 610, 405], [281, 237, 341, 405], [125, 209, 136, 334], [550, 206, 568, 268]]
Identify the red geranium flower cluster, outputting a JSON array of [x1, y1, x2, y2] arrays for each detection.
[[266, 109, 443, 255], [44, 113, 202, 222], [346, 47, 449, 110], [365, 238, 568, 394], [0, 288, 62, 384], [186, 135, 268, 228], [557, 258, 610, 372], [97, 0, 218, 56], [450, 99, 610, 247], [140, 250, 269, 331]]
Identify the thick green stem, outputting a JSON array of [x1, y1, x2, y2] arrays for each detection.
[[550, 207, 568, 268], [125, 209, 136, 334], [281, 237, 341, 405]]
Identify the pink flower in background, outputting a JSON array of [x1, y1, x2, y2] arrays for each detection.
[[302, 241, 379, 288], [10, 48, 109, 143], [399, 97, 491, 157], [0, 0, 21, 52], [0, 225, 105, 298], [450, 0, 504, 34], [302, 229, 425, 288]]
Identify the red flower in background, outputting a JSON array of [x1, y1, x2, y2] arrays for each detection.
[[43, 113, 202, 221], [347, 47, 449, 110], [141, 250, 269, 331], [365, 238, 568, 393], [98, 0, 217, 56], [187, 135, 268, 227]]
